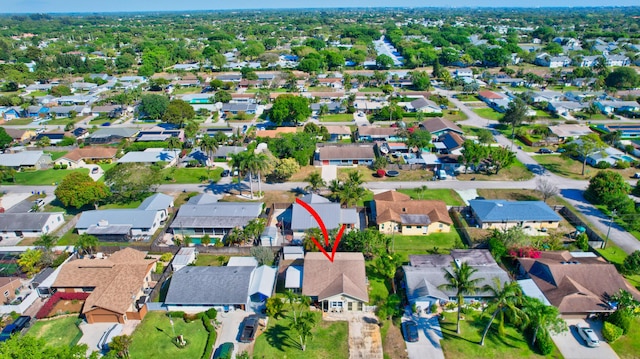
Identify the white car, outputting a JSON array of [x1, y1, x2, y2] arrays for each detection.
[[577, 324, 600, 347]]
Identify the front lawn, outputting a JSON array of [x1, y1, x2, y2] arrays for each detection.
[[253, 311, 349, 359], [160, 167, 223, 184], [532, 155, 588, 180], [610, 316, 640, 359], [2, 168, 89, 185], [28, 316, 82, 348], [397, 188, 464, 206], [473, 108, 503, 121], [46, 151, 69, 161], [595, 244, 640, 289], [320, 113, 354, 122], [440, 312, 560, 359], [129, 311, 209, 358], [442, 109, 469, 122], [392, 232, 463, 262], [456, 160, 534, 181]]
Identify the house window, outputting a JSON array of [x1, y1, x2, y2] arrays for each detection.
[[330, 301, 343, 309], [3, 291, 8, 298], [380, 224, 384, 229], [348, 302, 353, 311], [439, 224, 443, 228], [406, 226, 412, 229], [548, 221, 553, 224], [416, 226, 422, 229]]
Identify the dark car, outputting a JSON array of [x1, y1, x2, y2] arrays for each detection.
[[213, 342, 234, 359], [221, 169, 230, 177], [537, 148, 553, 154], [0, 316, 31, 342], [401, 320, 419, 342], [239, 315, 259, 343]]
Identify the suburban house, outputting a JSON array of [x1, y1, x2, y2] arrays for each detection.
[[403, 250, 511, 311], [171, 247, 197, 272], [0, 277, 23, 303], [117, 148, 177, 167], [324, 125, 352, 142], [355, 126, 402, 142], [170, 194, 263, 239], [54, 147, 118, 169], [548, 124, 594, 142], [3, 128, 35, 143], [76, 193, 173, 241], [405, 97, 442, 114], [598, 124, 640, 139], [535, 54, 572, 68], [0, 151, 52, 170], [420, 118, 464, 138], [136, 127, 184, 142], [529, 90, 564, 103], [585, 146, 629, 167], [547, 101, 589, 116], [86, 128, 139, 144], [302, 252, 369, 312], [91, 105, 125, 118], [477, 90, 511, 112], [289, 194, 359, 237], [604, 54, 631, 67], [595, 100, 640, 115], [0, 212, 65, 239], [164, 262, 277, 313], [468, 199, 561, 230], [517, 251, 640, 316], [314, 143, 375, 166], [52, 248, 156, 323], [221, 103, 257, 115], [311, 102, 345, 115], [434, 132, 465, 154], [34, 132, 71, 145], [372, 191, 452, 235]]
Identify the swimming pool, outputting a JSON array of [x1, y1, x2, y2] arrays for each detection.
[[622, 155, 635, 162]]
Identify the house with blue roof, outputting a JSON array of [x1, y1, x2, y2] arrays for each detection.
[[468, 199, 561, 230]]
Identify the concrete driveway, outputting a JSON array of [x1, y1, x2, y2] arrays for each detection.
[[551, 318, 619, 359], [324, 312, 383, 359], [403, 311, 445, 359], [213, 310, 255, 358], [77, 321, 123, 355]]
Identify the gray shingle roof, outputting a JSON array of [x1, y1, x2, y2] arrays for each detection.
[[291, 203, 358, 231], [165, 266, 254, 305], [171, 203, 263, 229], [137, 193, 174, 211], [0, 151, 49, 167], [76, 209, 158, 230], [118, 150, 175, 164], [0, 213, 63, 231], [469, 199, 561, 223]]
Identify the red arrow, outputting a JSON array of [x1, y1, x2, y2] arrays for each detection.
[[295, 197, 346, 262]]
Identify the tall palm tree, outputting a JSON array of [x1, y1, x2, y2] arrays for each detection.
[[293, 311, 316, 351], [304, 171, 325, 194], [438, 262, 482, 334], [74, 233, 99, 256], [35, 233, 58, 266], [245, 152, 272, 198], [521, 296, 566, 347], [229, 151, 249, 196], [479, 279, 527, 346], [199, 135, 218, 168], [167, 136, 182, 165]]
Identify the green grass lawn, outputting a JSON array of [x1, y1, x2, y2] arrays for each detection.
[[253, 311, 349, 359], [392, 231, 463, 262], [160, 167, 223, 184], [473, 108, 503, 121], [129, 312, 209, 358], [46, 151, 69, 161], [596, 244, 640, 289], [359, 87, 383, 93], [456, 159, 534, 182], [28, 316, 81, 348], [46, 117, 82, 126], [320, 113, 354, 122], [5, 118, 35, 125], [454, 94, 480, 102], [532, 155, 588, 180], [172, 87, 202, 95], [366, 262, 390, 303], [442, 109, 469, 122], [440, 312, 561, 359], [610, 316, 640, 359], [2, 168, 89, 185], [194, 254, 229, 266], [89, 117, 113, 125], [99, 200, 142, 209], [397, 188, 464, 206], [28, 90, 48, 97]]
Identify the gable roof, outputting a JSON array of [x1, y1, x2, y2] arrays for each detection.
[[518, 251, 640, 313], [171, 202, 263, 229], [291, 202, 358, 231], [53, 248, 155, 315], [374, 191, 452, 225], [76, 209, 159, 230], [0, 151, 49, 167], [165, 266, 254, 305], [469, 199, 561, 223], [356, 126, 399, 137], [61, 147, 118, 162], [317, 144, 375, 161], [137, 193, 174, 211], [0, 212, 63, 231], [420, 118, 463, 135], [302, 252, 368, 302]]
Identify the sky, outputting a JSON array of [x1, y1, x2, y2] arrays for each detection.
[[2, 0, 639, 13]]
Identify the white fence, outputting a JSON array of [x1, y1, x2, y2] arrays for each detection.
[[0, 291, 39, 314]]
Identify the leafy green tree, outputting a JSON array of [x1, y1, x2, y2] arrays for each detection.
[[139, 94, 169, 120], [521, 296, 566, 347], [17, 249, 42, 277], [585, 170, 631, 210], [340, 228, 388, 258], [376, 54, 394, 69], [622, 250, 640, 275], [605, 67, 640, 89], [500, 98, 528, 144], [50, 85, 72, 97], [109, 335, 132, 359], [162, 99, 195, 127], [104, 163, 161, 202], [410, 71, 431, 90], [480, 280, 527, 346], [438, 262, 482, 334], [213, 90, 232, 104], [271, 157, 299, 183], [265, 297, 286, 319], [250, 245, 273, 265], [75, 233, 99, 256], [0, 335, 90, 358], [269, 95, 311, 126], [406, 129, 432, 150], [489, 146, 516, 174], [374, 252, 402, 294], [565, 134, 606, 175], [267, 132, 316, 166], [0, 127, 12, 148], [376, 293, 402, 320], [55, 172, 111, 209]]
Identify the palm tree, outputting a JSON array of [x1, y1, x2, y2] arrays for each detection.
[[245, 152, 272, 199], [479, 279, 527, 346], [35, 233, 58, 266], [317, 104, 329, 120], [167, 136, 182, 164], [74, 233, 98, 256], [302, 228, 323, 252], [244, 218, 266, 245], [438, 262, 482, 334], [415, 185, 428, 199], [199, 135, 218, 168], [293, 311, 316, 351], [304, 171, 325, 194], [229, 151, 249, 196], [521, 296, 566, 347]]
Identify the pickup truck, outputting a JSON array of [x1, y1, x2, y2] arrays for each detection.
[[238, 315, 259, 343]]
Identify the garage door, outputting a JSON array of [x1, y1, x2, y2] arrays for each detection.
[[89, 314, 120, 323]]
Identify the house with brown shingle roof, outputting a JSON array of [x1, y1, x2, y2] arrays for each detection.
[[373, 190, 452, 236], [302, 252, 368, 312], [313, 143, 375, 166], [517, 251, 640, 316], [54, 147, 119, 169], [52, 248, 156, 324], [255, 127, 298, 139], [419, 118, 464, 138]]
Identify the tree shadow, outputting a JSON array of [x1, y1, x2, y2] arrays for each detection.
[[264, 323, 297, 351]]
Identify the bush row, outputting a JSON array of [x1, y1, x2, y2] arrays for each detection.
[[35, 292, 91, 319]]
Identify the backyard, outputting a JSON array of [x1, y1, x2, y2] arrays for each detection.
[[128, 311, 209, 358], [397, 188, 464, 206], [473, 108, 503, 121], [392, 232, 464, 262], [439, 312, 562, 359], [253, 311, 349, 359], [28, 316, 82, 348], [160, 167, 223, 184]]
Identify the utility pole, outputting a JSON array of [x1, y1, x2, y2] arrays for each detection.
[[605, 209, 617, 249]]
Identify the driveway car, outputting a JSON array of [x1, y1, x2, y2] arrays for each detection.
[[538, 148, 553, 154], [401, 320, 419, 342], [222, 169, 230, 177], [212, 342, 235, 359], [0, 316, 31, 342], [577, 324, 600, 347], [239, 315, 259, 343]]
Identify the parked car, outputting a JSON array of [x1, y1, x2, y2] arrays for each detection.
[[577, 324, 600, 347], [213, 342, 235, 359], [239, 315, 259, 343], [633, 173, 640, 179], [537, 148, 553, 154], [91, 167, 99, 174], [0, 316, 31, 342], [438, 169, 447, 180], [401, 320, 419, 342], [221, 169, 230, 177], [34, 198, 45, 207]]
